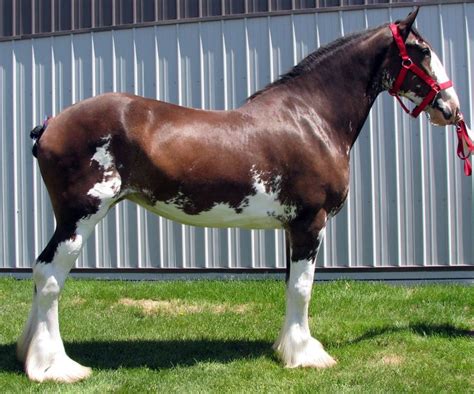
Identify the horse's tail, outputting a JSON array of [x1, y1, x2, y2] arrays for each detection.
[[30, 117, 51, 158]]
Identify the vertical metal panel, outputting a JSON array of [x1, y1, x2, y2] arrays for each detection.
[[0, 4, 473, 271], [0, 41, 15, 268], [13, 39, 35, 268], [32, 37, 54, 263]]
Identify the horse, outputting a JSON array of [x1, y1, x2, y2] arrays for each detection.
[[17, 8, 465, 382]]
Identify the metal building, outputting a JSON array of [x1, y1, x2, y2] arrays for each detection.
[[0, 0, 473, 281]]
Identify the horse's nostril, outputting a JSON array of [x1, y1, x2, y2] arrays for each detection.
[[434, 99, 453, 121], [442, 107, 453, 121]]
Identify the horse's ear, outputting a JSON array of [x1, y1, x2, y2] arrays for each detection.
[[397, 7, 420, 41]]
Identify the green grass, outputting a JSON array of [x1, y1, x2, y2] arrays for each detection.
[[0, 278, 472, 393]]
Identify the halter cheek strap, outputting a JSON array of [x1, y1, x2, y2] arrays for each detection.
[[389, 23, 474, 176]]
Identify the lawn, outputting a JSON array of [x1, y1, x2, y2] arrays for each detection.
[[0, 278, 472, 393]]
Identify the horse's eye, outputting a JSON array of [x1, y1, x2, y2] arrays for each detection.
[[421, 48, 431, 56]]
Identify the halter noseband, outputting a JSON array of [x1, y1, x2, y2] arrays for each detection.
[[388, 23, 452, 118], [388, 23, 474, 176]]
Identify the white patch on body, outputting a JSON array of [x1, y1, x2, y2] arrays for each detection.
[[273, 240, 336, 368], [88, 177, 121, 201], [91, 135, 113, 169], [88, 135, 121, 202], [131, 168, 297, 229]]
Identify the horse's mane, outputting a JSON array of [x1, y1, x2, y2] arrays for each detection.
[[247, 25, 384, 102]]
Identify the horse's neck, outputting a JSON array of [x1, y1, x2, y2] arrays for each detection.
[[304, 38, 387, 149], [247, 28, 388, 152]]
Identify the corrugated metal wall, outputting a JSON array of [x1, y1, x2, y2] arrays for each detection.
[[0, 3, 473, 271]]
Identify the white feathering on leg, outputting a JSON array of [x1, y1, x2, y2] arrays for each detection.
[[273, 256, 336, 368]]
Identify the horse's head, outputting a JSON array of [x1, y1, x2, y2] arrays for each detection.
[[383, 8, 461, 126]]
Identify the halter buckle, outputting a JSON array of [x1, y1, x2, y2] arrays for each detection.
[[431, 84, 441, 93], [401, 58, 413, 69]]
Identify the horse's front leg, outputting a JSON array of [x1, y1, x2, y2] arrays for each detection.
[[273, 212, 336, 368]]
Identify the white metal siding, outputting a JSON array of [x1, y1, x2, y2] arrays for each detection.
[[0, 4, 473, 270]]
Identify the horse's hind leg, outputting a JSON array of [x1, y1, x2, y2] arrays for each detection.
[[17, 193, 117, 382], [273, 213, 336, 368]]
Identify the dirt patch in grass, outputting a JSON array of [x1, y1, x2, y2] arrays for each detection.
[[118, 298, 251, 316], [381, 355, 404, 366], [70, 296, 86, 306]]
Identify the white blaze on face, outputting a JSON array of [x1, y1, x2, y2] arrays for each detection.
[[429, 50, 460, 110]]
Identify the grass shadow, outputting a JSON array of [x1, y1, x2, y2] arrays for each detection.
[[2, 324, 470, 374], [332, 323, 473, 348], [0, 343, 21, 373], [0, 339, 274, 373]]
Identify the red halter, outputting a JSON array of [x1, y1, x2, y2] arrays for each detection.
[[389, 23, 474, 176], [388, 23, 452, 118]]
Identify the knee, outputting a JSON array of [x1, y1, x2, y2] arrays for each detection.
[[288, 279, 312, 302], [287, 273, 313, 305], [33, 264, 62, 299]]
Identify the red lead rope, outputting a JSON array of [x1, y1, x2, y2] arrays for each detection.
[[456, 119, 474, 176]]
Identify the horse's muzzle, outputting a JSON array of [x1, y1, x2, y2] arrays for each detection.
[[429, 100, 461, 126]]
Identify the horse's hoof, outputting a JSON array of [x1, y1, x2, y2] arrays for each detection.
[[26, 354, 92, 383], [274, 333, 337, 369]]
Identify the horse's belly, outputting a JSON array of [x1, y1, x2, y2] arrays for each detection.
[[132, 195, 294, 230]]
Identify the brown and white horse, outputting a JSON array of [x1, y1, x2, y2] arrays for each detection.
[[18, 9, 465, 382]]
